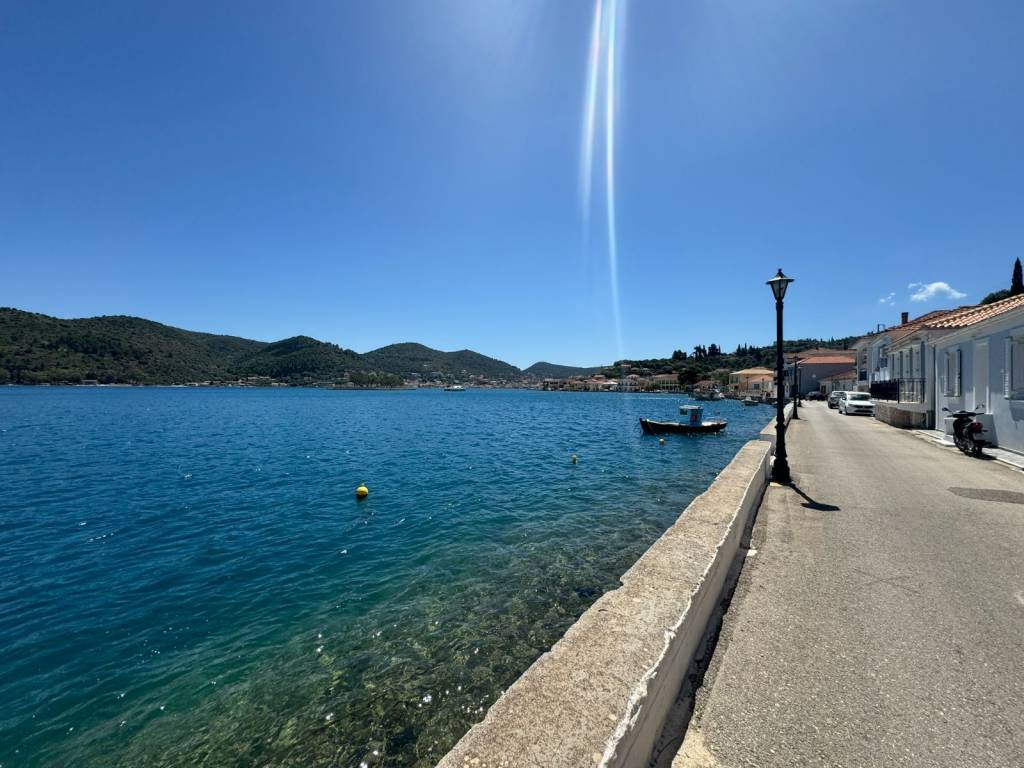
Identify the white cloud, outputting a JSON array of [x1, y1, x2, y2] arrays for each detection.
[[878, 292, 895, 306], [908, 281, 967, 303]]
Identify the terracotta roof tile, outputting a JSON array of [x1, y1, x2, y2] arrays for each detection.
[[796, 354, 856, 365], [927, 293, 1024, 329]]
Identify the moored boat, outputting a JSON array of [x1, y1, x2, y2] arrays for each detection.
[[443, 384, 466, 391], [741, 396, 759, 406], [641, 405, 727, 435]]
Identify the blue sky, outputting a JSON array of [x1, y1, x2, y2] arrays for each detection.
[[3, 1, 1023, 368]]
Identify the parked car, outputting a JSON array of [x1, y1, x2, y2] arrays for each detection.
[[839, 391, 874, 416], [827, 391, 844, 409], [806, 391, 826, 401]]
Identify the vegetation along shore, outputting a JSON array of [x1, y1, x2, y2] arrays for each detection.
[[2, 307, 855, 390]]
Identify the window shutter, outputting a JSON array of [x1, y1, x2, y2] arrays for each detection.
[[1012, 336, 1024, 399], [1007, 338, 1013, 398], [954, 349, 962, 397]]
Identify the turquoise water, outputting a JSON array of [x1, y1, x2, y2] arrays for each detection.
[[0, 387, 770, 767]]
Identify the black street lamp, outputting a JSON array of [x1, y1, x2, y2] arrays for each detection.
[[792, 362, 800, 420], [767, 268, 794, 484]]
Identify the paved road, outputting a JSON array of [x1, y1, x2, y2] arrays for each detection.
[[675, 403, 1024, 768]]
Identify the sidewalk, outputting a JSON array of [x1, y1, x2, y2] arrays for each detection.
[[674, 403, 1024, 768], [911, 428, 1024, 471]]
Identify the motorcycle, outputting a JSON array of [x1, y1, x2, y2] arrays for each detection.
[[942, 405, 989, 457]]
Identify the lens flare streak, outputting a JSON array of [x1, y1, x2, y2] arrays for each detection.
[[580, 0, 603, 227], [580, 0, 625, 357]]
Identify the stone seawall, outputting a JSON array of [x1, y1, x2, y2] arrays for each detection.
[[435, 422, 784, 768]]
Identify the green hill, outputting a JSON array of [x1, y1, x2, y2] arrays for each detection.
[[0, 308, 266, 384], [362, 342, 520, 380], [521, 361, 603, 379], [0, 309, 523, 386], [236, 336, 366, 382]]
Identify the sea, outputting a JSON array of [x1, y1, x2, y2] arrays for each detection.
[[0, 386, 771, 768]]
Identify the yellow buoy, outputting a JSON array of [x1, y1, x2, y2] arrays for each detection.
[[355, 485, 369, 499], [571, 454, 578, 465]]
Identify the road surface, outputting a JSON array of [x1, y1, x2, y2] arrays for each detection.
[[676, 402, 1024, 768]]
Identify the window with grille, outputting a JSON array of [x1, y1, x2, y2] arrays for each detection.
[[944, 349, 962, 397], [1008, 335, 1024, 399]]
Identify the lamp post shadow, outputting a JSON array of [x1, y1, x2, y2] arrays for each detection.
[[788, 482, 841, 512]]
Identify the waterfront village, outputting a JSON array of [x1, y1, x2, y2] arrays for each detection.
[[542, 292, 1024, 458], [138, 283, 1024, 458]]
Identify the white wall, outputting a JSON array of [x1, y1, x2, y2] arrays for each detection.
[[934, 314, 1024, 453]]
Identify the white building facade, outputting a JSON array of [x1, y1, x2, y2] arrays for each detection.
[[931, 296, 1024, 453]]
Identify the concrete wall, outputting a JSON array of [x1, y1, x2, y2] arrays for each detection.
[[874, 401, 932, 429], [436, 435, 778, 768]]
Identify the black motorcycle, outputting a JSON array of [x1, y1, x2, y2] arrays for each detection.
[[942, 405, 989, 457]]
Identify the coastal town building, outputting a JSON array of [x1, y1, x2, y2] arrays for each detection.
[[818, 369, 857, 393], [728, 367, 775, 396], [930, 294, 1024, 452], [853, 295, 1024, 450], [850, 310, 958, 390], [785, 350, 856, 396], [648, 373, 681, 390]]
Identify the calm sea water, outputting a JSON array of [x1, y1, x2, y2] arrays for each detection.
[[0, 387, 770, 768]]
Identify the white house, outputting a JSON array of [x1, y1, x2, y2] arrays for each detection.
[[930, 294, 1024, 453], [851, 310, 958, 391]]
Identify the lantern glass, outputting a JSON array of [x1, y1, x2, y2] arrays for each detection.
[[767, 269, 794, 300]]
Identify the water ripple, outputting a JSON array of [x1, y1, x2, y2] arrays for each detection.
[[0, 387, 769, 767]]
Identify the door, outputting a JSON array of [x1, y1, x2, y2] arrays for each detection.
[[973, 340, 989, 411]]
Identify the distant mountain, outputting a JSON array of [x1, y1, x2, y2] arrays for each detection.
[[0, 309, 534, 385], [0, 308, 266, 384], [362, 342, 520, 380], [236, 336, 365, 381], [521, 361, 602, 379]]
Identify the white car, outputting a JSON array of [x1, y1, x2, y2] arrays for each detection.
[[839, 391, 874, 416]]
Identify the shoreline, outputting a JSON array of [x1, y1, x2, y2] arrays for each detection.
[[435, 405, 790, 767]]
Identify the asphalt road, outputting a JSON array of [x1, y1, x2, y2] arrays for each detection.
[[676, 402, 1024, 768]]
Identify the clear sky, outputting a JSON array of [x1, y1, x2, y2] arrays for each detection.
[[3, 1, 1023, 368]]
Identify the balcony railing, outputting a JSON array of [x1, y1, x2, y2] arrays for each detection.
[[870, 378, 925, 403], [899, 378, 926, 403]]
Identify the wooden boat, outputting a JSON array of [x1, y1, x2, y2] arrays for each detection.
[[641, 418, 727, 435], [640, 405, 726, 435]]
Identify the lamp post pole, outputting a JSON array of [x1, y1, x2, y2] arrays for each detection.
[[792, 363, 800, 419], [768, 269, 793, 485]]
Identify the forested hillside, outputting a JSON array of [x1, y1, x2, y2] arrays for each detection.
[[0, 308, 266, 384], [602, 337, 858, 385], [362, 342, 520, 380], [0, 310, 516, 385], [521, 362, 602, 379]]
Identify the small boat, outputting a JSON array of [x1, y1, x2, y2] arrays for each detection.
[[443, 384, 465, 391], [741, 396, 759, 406], [641, 405, 727, 435]]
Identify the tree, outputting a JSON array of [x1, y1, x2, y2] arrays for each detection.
[[981, 288, 1011, 305], [671, 349, 685, 361], [1013, 257, 1023, 296]]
